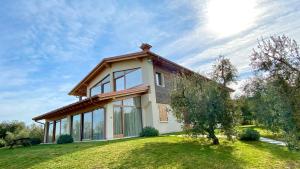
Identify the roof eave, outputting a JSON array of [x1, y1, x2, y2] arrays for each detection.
[[68, 51, 151, 96]]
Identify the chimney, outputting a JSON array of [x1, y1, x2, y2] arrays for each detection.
[[140, 43, 152, 51]]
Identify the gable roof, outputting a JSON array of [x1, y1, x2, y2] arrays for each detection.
[[69, 45, 234, 96], [69, 51, 150, 96]]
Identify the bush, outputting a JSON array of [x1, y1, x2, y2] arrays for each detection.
[[28, 124, 44, 142], [0, 139, 6, 148], [56, 134, 73, 144], [239, 128, 260, 141], [140, 127, 159, 137], [30, 138, 42, 145]]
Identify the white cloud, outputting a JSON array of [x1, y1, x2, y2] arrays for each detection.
[[163, 0, 300, 84]]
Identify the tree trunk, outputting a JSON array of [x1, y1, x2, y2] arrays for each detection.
[[212, 136, 219, 145], [207, 128, 220, 145]]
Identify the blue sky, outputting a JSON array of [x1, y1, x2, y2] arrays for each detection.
[[0, 0, 300, 124]]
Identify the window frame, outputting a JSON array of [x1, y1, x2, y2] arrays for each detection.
[[71, 113, 82, 142], [113, 67, 142, 91], [89, 74, 111, 96], [113, 96, 143, 137], [155, 72, 165, 87]]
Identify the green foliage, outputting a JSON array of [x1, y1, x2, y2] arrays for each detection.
[[0, 121, 44, 147], [171, 75, 237, 145], [30, 138, 41, 145], [140, 127, 159, 137], [239, 129, 260, 141], [0, 121, 26, 139], [28, 124, 44, 143], [4, 129, 30, 146], [0, 139, 5, 148], [236, 96, 255, 125], [56, 134, 73, 144], [212, 55, 238, 86], [170, 56, 238, 145], [247, 35, 300, 150]]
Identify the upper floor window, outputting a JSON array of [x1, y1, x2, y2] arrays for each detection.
[[155, 72, 164, 87], [90, 75, 110, 96], [113, 68, 142, 91]]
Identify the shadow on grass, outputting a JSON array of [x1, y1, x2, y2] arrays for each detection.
[[117, 137, 246, 169], [241, 140, 300, 169], [243, 140, 300, 159], [0, 137, 139, 169]]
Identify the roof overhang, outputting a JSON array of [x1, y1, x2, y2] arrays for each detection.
[[149, 51, 234, 92], [33, 85, 150, 121], [68, 51, 151, 96]]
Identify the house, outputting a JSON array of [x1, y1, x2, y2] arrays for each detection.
[[32, 43, 228, 143]]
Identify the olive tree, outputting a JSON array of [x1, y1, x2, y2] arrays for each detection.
[[248, 35, 300, 150], [170, 56, 237, 145]]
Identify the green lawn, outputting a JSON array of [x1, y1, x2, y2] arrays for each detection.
[[0, 135, 299, 169]]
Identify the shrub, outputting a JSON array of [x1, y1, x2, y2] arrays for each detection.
[[140, 127, 159, 137], [239, 128, 260, 141], [0, 139, 6, 148], [30, 138, 42, 145], [28, 124, 44, 142], [56, 134, 73, 144]]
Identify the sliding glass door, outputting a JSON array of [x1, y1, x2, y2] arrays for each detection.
[[113, 97, 142, 138], [124, 107, 142, 137], [72, 114, 81, 141], [93, 108, 105, 140], [113, 107, 123, 137]]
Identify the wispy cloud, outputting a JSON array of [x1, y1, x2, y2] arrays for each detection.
[[0, 0, 300, 123]]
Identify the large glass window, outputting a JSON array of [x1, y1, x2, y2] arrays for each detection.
[[113, 68, 142, 91], [124, 107, 142, 137], [113, 107, 123, 136], [83, 112, 92, 140], [72, 114, 81, 141], [113, 97, 142, 137], [61, 118, 68, 135], [90, 75, 110, 96], [55, 120, 61, 141], [92, 108, 105, 140], [47, 122, 53, 143]]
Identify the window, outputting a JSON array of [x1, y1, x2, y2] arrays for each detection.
[[158, 104, 168, 122], [92, 108, 105, 140], [90, 75, 110, 96], [83, 112, 92, 140], [82, 109, 105, 140], [113, 68, 142, 91], [155, 72, 164, 86], [61, 118, 68, 135], [113, 97, 142, 137], [55, 120, 61, 141], [113, 107, 123, 136], [47, 122, 53, 143], [72, 114, 81, 141]]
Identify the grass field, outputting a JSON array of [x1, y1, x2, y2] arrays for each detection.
[[0, 135, 299, 169]]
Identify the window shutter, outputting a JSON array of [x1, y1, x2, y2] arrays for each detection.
[[158, 104, 168, 122]]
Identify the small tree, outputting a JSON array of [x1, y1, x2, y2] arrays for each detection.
[[171, 56, 237, 145]]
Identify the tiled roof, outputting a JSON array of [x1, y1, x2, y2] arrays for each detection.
[[33, 85, 149, 121]]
